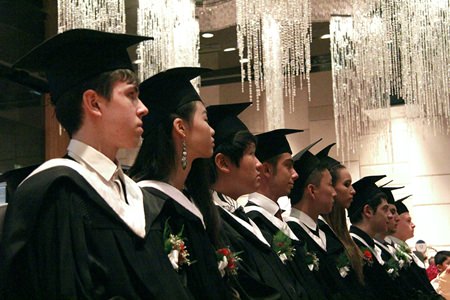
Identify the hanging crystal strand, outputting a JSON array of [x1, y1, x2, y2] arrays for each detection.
[[57, 0, 125, 33], [236, 0, 311, 129], [136, 0, 199, 83]]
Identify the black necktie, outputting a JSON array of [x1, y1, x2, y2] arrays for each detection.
[[310, 226, 320, 237], [234, 206, 251, 224]]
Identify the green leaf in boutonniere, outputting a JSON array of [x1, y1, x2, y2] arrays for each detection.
[[336, 252, 351, 278], [394, 243, 412, 269], [303, 244, 319, 271], [272, 230, 295, 263], [163, 219, 195, 271], [385, 257, 400, 279]]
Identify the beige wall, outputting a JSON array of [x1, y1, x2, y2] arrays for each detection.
[[199, 71, 450, 253]]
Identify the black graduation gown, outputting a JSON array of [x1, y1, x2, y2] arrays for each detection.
[[349, 226, 402, 299], [245, 203, 327, 300], [383, 239, 442, 299], [218, 206, 299, 300], [142, 187, 230, 300], [0, 166, 192, 299], [317, 220, 371, 299], [287, 219, 364, 300]]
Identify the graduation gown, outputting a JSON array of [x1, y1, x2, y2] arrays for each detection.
[[218, 206, 299, 300], [349, 226, 402, 299], [286, 215, 364, 300], [245, 202, 327, 300], [140, 185, 230, 300], [386, 237, 443, 299], [0, 164, 192, 299]]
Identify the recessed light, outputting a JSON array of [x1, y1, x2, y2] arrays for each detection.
[[224, 47, 236, 52], [133, 59, 143, 64], [239, 58, 249, 63], [202, 32, 214, 38], [320, 34, 330, 39]]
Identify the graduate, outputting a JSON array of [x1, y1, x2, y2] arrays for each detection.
[[0, 29, 188, 299], [286, 141, 362, 299], [128, 67, 230, 299], [244, 132, 329, 299], [348, 175, 402, 299], [208, 103, 302, 299], [388, 196, 441, 298], [316, 143, 370, 299]]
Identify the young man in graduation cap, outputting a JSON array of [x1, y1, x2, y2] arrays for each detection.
[[0, 29, 194, 299], [208, 104, 306, 300], [389, 196, 441, 297], [348, 175, 404, 299], [244, 133, 329, 300], [286, 140, 365, 299]]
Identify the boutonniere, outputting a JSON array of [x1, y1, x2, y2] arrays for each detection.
[[163, 219, 194, 271], [394, 243, 412, 269], [272, 230, 296, 263], [216, 247, 242, 277], [361, 247, 374, 266], [336, 252, 351, 278], [385, 257, 400, 278], [303, 244, 320, 271]]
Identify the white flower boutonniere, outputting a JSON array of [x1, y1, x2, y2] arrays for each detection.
[[164, 219, 194, 271], [336, 252, 352, 278], [303, 244, 319, 271]]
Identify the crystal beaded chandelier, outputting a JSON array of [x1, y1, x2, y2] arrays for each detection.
[[236, 0, 312, 129], [330, 0, 449, 160], [136, 0, 200, 81], [57, 0, 126, 33]]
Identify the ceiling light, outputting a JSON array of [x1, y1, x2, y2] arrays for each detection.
[[133, 59, 143, 64], [202, 32, 214, 38], [223, 47, 236, 52], [239, 58, 249, 63], [320, 34, 330, 39]]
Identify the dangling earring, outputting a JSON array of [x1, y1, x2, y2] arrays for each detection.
[[181, 140, 188, 170]]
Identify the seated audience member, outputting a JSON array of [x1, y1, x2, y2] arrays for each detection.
[[428, 257, 440, 281], [432, 251, 450, 299]]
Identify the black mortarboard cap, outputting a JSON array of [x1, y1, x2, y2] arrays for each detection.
[[207, 102, 251, 146], [289, 139, 322, 201], [0, 165, 39, 202], [13, 29, 152, 103], [255, 129, 303, 162], [379, 185, 404, 204], [316, 143, 341, 170], [348, 175, 386, 219], [395, 195, 412, 214], [139, 67, 211, 134]]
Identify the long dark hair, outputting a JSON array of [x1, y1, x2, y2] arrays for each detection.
[[322, 164, 365, 285], [128, 101, 221, 244]]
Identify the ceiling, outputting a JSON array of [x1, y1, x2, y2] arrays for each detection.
[[0, 0, 335, 107]]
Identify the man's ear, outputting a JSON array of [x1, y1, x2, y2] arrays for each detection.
[[306, 183, 315, 198], [82, 89, 102, 117], [362, 204, 373, 219], [261, 162, 273, 177], [215, 153, 231, 173]]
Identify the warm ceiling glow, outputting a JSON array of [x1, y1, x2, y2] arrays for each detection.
[[202, 32, 214, 38], [223, 47, 236, 52]]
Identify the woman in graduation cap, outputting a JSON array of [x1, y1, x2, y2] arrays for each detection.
[[128, 67, 230, 300], [316, 144, 370, 295]]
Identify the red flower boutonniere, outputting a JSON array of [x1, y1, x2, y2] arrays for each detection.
[[163, 219, 194, 271], [216, 247, 242, 277], [272, 230, 296, 263], [361, 247, 374, 266]]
